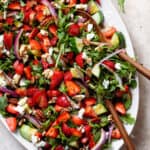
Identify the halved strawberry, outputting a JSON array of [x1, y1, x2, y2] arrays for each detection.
[[13, 60, 24, 75], [111, 128, 122, 139], [56, 111, 71, 123], [68, 23, 80, 36], [72, 116, 86, 125], [23, 25, 32, 31], [47, 90, 62, 98], [103, 60, 115, 70], [54, 104, 64, 112], [56, 95, 71, 107], [30, 39, 41, 50], [4, 32, 14, 50], [6, 117, 17, 132], [115, 102, 126, 115], [50, 36, 58, 46], [27, 87, 39, 96], [29, 28, 39, 39], [80, 0, 88, 4], [46, 126, 58, 138], [50, 70, 64, 90], [84, 106, 97, 118], [62, 123, 72, 136], [70, 128, 82, 137], [6, 104, 19, 115], [24, 66, 32, 80], [27, 97, 35, 107], [6, 17, 14, 25], [36, 12, 45, 22], [8, 2, 21, 10], [65, 81, 81, 96], [15, 88, 27, 97], [64, 71, 73, 81], [83, 97, 97, 106], [49, 24, 57, 36], [75, 53, 84, 68], [88, 133, 96, 148]]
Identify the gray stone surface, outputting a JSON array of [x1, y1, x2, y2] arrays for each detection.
[[0, 0, 150, 149]]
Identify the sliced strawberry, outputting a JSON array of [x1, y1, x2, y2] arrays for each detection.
[[69, 0, 77, 5], [65, 81, 81, 96], [62, 123, 72, 136], [70, 128, 82, 137], [54, 104, 64, 112], [30, 39, 41, 51], [72, 116, 86, 126], [24, 66, 32, 80], [88, 133, 96, 148], [80, 0, 88, 4], [13, 60, 24, 75], [42, 36, 51, 47], [83, 97, 97, 106], [68, 23, 80, 36], [6, 117, 17, 132], [75, 53, 84, 68], [47, 90, 62, 98], [56, 95, 71, 107], [115, 102, 126, 115], [23, 25, 32, 31], [29, 28, 39, 39], [36, 12, 45, 22], [4, 32, 13, 50], [49, 24, 57, 36], [27, 87, 39, 96], [24, 9, 36, 23], [84, 106, 97, 118], [55, 145, 64, 150], [111, 128, 122, 139], [56, 111, 70, 123], [84, 124, 92, 135], [124, 85, 129, 93], [103, 27, 116, 38], [64, 71, 73, 81], [15, 88, 27, 97], [27, 97, 35, 107], [6, 104, 19, 115], [50, 36, 58, 46], [50, 70, 64, 90], [6, 17, 14, 25], [46, 126, 58, 138], [103, 60, 115, 70], [41, 60, 49, 69], [8, 2, 21, 10]]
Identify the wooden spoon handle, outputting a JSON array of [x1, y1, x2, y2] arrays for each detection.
[[105, 100, 135, 150], [119, 52, 150, 79]]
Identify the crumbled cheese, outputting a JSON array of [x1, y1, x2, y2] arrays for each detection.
[[42, 53, 53, 64], [19, 78, 27, 87], [14, 105, 25, 115], [36, 141, 46, 148], [12, 74, 21, 85], [86, 33, 95, 40], [2, 48, 10, 56], [87, 24, 93, 32], [102, 80, 109, 89], [82, 52, 88, 59], [78, 108, 85, 119], [40, 29, 48, 36], [0, 76, 7, 86], [48, 47, 54, 56], [43, 8, 50, 16], [31, 135, 39, 144], [1, 0, 8, 3], [42, 69, 53, 79], [75, 4, 88, 10], [18, 97, 28, 106], [0, 35, 3, 47], [115, 63, 121, 70]]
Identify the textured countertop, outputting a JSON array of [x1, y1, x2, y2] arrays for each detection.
[[0, 0, 150, 150]]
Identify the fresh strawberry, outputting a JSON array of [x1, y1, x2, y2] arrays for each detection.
[[35, 132, 43, 139], [80, 0, 88, 4], [88, 133, 96, 148], [56, 95, 71, 107], [55, 145, 64, 150], [75, 53, 84, 68], [84, 106, 97, 118], [62, 123, 72, 136], [72, 116, 86, 125], [6, 17, 14, 25], [6, 104, 19, 115], [83, 97, 97, 106], [27, 97, 35, 107], [27, 87, 39, 96], [24, 9, 36, 23], [103, 60, 115, 70], [56, 111, 70, 123], [65, 81, 81, 96], [115, 102, 126, 115], [50, 36, 58, 46], [111, 128, 122, 139], [70, 128, 82, 137], [47, 90, 62, 98], [6, 117, 17, 132], [69, 0, 77, 5], [29, 28, 39, 39], [36, 12, 45, 22], [15, 88, 27, 97], [33, 90, 48, 108], [50, 70, 64, 90], [64, 71, 73, 81], [54, 104, 64, 112], [124, 85, 129, 93], [68, 23, 80, 36], [84, 125, 92, 135], [4, 32, 13, 50], [24, 66, 32, 80], [8, 2, 21, 10], [46, 126, 58, 138], [13, 60, 24, 75], [103, 27, 116, 38], [42, 36, 51, 47], [30, 39, 41, 50], [23, 25, 32, 31], [49, 24, 57, 36]]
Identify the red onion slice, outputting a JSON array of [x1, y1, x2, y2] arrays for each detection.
[[41, 0, 57, 19], [92, 129, 108, 150], [0, 87, 18, 97], [14, 28, 23, 60]]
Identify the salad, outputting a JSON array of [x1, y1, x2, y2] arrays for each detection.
[[0, 0, 137, 150]]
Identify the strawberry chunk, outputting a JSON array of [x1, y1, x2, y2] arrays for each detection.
[[75, 53, 84, 68], [115, 102, 126, 115], [13, 60, 24, 75], [111, 128, 122, 139], [103, 60, 115, 70], [6, 117, 17, 132], [68, 23, 80, 36], [56, 95, 71, 107], [83, 97, 97, 106], [4, 32, 13, 50], [8, 2, 21, 10], [72, 115, 86, 125], [6, 104, 19, 115], [64, 71, 73, 81], [30, 39, 42, 51], [49, 24, 57, 36], [61, 123, 72, 136]]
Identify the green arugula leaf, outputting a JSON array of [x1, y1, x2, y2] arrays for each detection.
[[118, 0, 125, 12], [120, 113, 135, 125], [0, 95, 8, 116]]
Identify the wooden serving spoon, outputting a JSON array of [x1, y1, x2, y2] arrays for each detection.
[[76, 10, 136, 150], [76, 10, 150, 80]]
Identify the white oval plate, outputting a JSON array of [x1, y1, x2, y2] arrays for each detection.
[[0, 0, 139, 150]]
